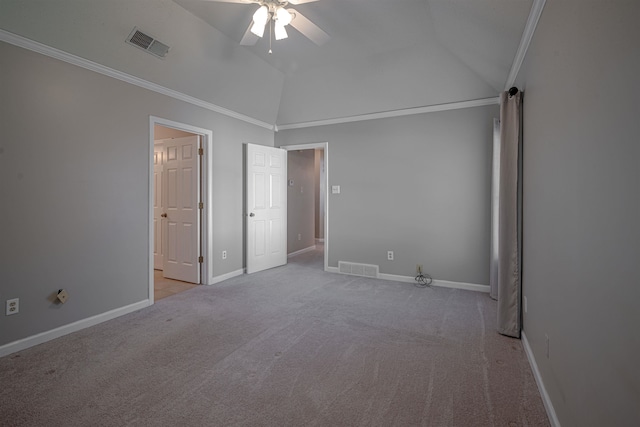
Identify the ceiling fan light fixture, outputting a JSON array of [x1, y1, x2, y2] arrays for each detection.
[[252, 5, 269, 26], [275, 7, 292, 26], [250, 21, 266, 37], [274, 21, 288, 40], [250, 5, 269, 36]]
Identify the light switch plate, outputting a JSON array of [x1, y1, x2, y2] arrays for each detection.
[[332, 185, 341, 194]]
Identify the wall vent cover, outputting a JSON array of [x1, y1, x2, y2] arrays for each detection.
[[338, 261, 379, 279], [126, 27, 170, 58]]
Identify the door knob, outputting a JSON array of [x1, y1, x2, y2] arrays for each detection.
[[249, 213, 255, 217], [161, 213, 167, 218]]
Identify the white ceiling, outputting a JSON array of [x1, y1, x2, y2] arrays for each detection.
[[175, 0, 533, 124], [0, 0, 534, 126], [176, 0, 531, 86]]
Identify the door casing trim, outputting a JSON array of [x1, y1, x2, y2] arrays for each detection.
[[282, 143, 329, 272], [149, 116, 213, 304]]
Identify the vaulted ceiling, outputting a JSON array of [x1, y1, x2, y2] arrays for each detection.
[[0, 0, 533, 127]]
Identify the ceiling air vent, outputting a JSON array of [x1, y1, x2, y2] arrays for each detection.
[[126, 27, 170, 59]]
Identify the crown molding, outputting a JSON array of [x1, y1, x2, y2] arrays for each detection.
[[0, 29, 275, 131], [276, 97, 500, 131], [505, 0, 547, 89]]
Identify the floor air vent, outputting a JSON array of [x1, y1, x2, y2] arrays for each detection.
[[338, 261, 379, 279], [126, 27, 170, 58]]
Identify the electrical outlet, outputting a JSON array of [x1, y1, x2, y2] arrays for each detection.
[[297, 233, 302, 241], [6, 298, 19, 316], [545, 334, 550, 359], [417, 264, 423, 275], [222, 250, 227, 260], [387, 251, 394, 261]]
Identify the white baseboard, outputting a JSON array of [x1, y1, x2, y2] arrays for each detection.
[[522, 331, 561, 427], [434, 279, 489, 293], [288, 245, 316, 258], [325, 267, 488, 293], [210, 268, 244, 285], [378, 273, 490, 292], [0, 300, 150, 358]]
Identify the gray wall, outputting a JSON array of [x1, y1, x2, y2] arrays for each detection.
[[276, 105, 497, 284], [273, 1, 526, 126], [0, 41, 274, 347], [276, 45, 497, 125], [515, 1, 640, 426], [0, 0, 284, 124], [286, 150, 316, 254]]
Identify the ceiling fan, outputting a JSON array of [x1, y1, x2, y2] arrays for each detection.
[[202, 0, 329, 48]]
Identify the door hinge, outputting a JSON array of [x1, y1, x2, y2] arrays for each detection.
[[198, 256, 204, 263], [199, 202, 204, 209], [198, 148, 204, 156]]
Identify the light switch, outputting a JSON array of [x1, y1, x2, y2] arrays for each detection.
[[332, 185, 341, 194]]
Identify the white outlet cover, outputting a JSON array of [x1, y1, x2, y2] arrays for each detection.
[[331, 185, 340, 194], [6, 298, 19, 316]]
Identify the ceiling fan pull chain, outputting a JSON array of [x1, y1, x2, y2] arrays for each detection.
[[268, 18, 273, 54]]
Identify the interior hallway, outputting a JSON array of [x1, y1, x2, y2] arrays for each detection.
[[154, 270, 198, 301]]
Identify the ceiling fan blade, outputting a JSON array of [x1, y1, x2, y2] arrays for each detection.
[[287, 0, 320, 4], [240, 22, 260, 45], [288, 9, 329, 46]]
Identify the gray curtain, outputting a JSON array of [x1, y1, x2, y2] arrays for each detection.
[[496, 90, 523, 338], [489, 118, 501, 301]]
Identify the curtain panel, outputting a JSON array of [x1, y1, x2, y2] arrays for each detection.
[[496, 90, 523, 338]]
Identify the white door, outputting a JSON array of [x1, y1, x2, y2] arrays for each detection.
[[246, 143, 287, 274], [162, 136, 200, 283], [153, 145, 164, 269]]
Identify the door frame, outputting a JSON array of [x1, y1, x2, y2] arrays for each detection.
[[149, 116, 213, 304], [282, 143, 329, 272]]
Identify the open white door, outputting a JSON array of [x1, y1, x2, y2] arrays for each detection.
[[153, 145, 164, 270], [162, 136, 200, 283], [246, 143, 287, 274]]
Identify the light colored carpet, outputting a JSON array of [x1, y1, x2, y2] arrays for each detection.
[[0, 247, 549, 426]]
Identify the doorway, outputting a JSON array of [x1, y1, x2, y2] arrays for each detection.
[[149, 117, 213, 303], [283, 143, 329, 271]]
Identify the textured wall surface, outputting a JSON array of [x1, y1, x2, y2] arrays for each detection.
[[515, 1, 640, 425], [0, 41, 274, 347], [277, 105, 497, 284]]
